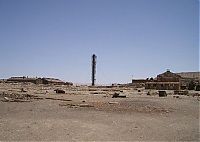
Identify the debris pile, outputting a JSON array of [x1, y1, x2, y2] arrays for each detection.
[[0, 92, 36, 102], [54, 89, 65, 94], [173, 96, 180, 99], [21, 88, 27, 92], [174, 90, 188, 95], [112, 93, 126, 98]]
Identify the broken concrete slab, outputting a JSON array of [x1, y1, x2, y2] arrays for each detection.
[[45, 97, 72, 101], [109, 102, 119, 104], [79, 104, 94, 107], [59, 103, 94, 108]]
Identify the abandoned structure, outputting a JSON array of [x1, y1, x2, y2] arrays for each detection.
[[0, 79, 5, 83], [132, 79, 148, 84], [64, 82, 73, 86], [145, 82, 180, 90], [132, 71, 200, 90], [177, 72, 200, 90], [145, 70, 182, 90], [6, 76, 72, 85], [131, 79, 149, 88], [7, 77, 42, 84]]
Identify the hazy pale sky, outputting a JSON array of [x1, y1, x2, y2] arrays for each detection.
[[0, 0, 199, 84]]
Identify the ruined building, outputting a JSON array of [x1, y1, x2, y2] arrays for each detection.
[[7, 77, 42, 84], [145, 70, 181, 90], [6, 76, 72, 85], [177, 72, 200, 90]]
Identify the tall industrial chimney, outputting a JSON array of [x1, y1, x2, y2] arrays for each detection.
[[92, 54, 97, 86]]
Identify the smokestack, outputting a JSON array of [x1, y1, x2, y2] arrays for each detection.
[[92, 54, 97, 86]]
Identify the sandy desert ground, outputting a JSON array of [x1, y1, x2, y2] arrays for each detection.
[[0, 83, 199, 141]]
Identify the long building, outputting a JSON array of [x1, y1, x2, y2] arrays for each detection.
[[145, 70, 181, 90], [7, 77, 42, 84], [6, 76, 72, 85]]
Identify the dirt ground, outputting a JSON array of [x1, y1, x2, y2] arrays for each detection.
[[0, 83, 199, 141]]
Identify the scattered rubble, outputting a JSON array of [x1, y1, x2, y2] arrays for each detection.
[[3, 97, 31, 102], [21, 88, 27, 92], [54, 89, 65, 94], [112, 93, 126, 98], [0, 92, 36, 102], [59, 103, 94, 108], [191, 93, 200, 97], [173, 96, 180, 99], [174, 90, 188, 95], [59, 103, 78, 108]]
